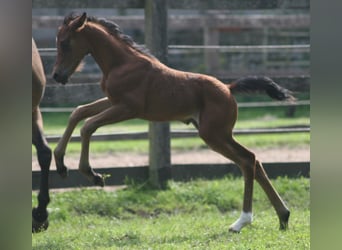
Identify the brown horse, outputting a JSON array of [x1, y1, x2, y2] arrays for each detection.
[[52, 13, 294, 232], [32, 38, 52, 232]]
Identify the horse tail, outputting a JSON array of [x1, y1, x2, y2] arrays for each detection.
[[228, 76, 295, 101]]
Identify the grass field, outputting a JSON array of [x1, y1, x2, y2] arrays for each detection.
[[32, 177, 310, 249]]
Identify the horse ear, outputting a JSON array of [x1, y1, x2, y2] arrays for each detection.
[[70, 12, 87, 32]]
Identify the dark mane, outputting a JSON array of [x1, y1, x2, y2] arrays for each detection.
[[64, 13, 152, 58], [63, 12, 79, 25]]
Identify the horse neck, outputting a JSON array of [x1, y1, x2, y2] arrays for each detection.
[[83, 24, 135, 76]]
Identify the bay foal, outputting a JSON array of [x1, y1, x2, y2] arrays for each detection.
[[32, 38, 52, 232], [52, 13, 293, 232]]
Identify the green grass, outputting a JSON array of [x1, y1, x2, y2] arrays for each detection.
[[32, 177, 310, 249]]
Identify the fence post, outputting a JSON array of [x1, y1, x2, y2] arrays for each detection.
[[204, 14, 219, 74], [145, 0, 171, 189]]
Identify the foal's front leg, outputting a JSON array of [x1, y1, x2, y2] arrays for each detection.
[[78, 104, 135, 186], [54, 97, 111, 177]]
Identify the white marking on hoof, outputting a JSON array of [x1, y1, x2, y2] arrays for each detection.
[[229, 212, 253, 232]]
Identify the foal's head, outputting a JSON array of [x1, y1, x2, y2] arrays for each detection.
[[52, 12, 89, 84]]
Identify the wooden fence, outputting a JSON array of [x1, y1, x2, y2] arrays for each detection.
[[37, 44, 309, 108], [32, 162, 310, 190], [33, 14, 310, 82], [44, 127, 309, 144]]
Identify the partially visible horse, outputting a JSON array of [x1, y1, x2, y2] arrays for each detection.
[[52, 13, 294, 232], [32, 38, 52, 232]]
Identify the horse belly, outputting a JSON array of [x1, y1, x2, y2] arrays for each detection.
[[142, 93, 199, 122]]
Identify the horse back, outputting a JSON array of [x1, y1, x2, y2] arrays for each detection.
[[140, 62, 233, 121]]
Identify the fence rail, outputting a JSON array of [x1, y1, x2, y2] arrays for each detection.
[[32, 14, 309, 30], [45, 127, 309, 143], [38, 44, 310, 56], [41, 100, 310, 143], [32, 161, 310, 190], [40, 100, 310, 113], [32, 0, 310, 9]]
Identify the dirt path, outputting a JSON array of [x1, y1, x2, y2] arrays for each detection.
[[32, 146, 309, 171]]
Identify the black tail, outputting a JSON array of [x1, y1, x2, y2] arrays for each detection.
[[229, 76, 295, 101]]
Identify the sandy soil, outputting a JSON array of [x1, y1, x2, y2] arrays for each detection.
[[32, 146, 310, 171]]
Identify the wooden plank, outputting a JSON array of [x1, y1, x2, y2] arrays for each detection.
[[39, 45, 310, 55], [172, 162, 310, 181], [40, 100, 310, 113], [32, 16, 144, 30], [32, 0, 144, 9], [32, 14, 310, 30], [32, 166, 149, 190], [32, 0, 309, 9], [45, 127, 310, 143], [32, 162, 310, 190], [40, 101, 309, 112], [41, 83, 105, 106], [42, 70, 310, 83], [40, 76, 310, 106]]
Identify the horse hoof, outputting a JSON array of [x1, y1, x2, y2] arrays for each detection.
[[228, 227, 241, 234], [32, 208, 49, 233], [57, 166, 68, 178], [32, 218, 49, 233], [228, 211, 252, 233], [279, 210, 290, 230], [93, 174, 105, 187]]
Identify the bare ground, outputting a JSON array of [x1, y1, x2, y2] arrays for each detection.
[[32, 146, 310, 171]]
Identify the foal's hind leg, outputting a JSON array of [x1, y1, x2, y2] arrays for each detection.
[[199, 126, 256, 232], [54, 97, 111, 178], [32, 107, 52, 232], [255, 160, 290, 230], [200, 123, 290, 232]]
